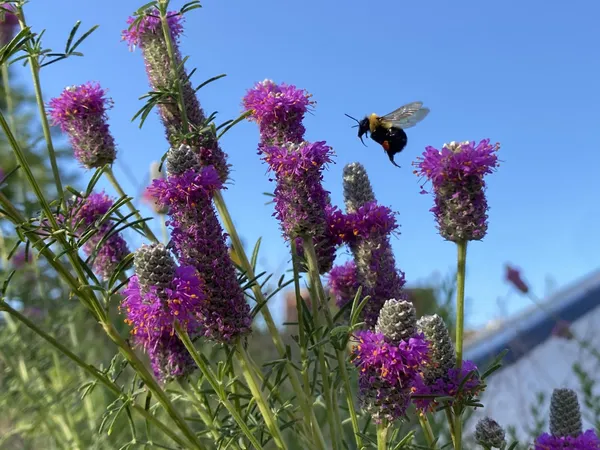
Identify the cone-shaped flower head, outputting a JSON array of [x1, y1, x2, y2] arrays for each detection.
[[340, 162, 408, 326], [343, 162, 375, 214], [71, 192, 130, 280], [134, 243, 175, 296], [417, 314, 456, 383], [375, 299, 417, 344], [475, 417, 506, 449], [48, 82, 117, 169], [243, 80, 338, 273], [263, 141, 334, 238], [123, 8, 229, 182], [351, 329, 428, 423], [147, 147, 252, 343], [121, 244, 205, 382], [242, 79, 313, 146], [550, 388, 583, 438], [412, 314, 482, 412], [414, 139, 500, 242], [0, 3, 18, 46]]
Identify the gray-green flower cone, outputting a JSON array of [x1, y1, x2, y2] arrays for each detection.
[[166, 144, 200, 176], [549, 388, 582, 437], [133, 243, 175, 297], [417, 314, 456, 383], [375, 299, 417, 343], [343, 162, 375, 213], [475, 417, 506, 448]]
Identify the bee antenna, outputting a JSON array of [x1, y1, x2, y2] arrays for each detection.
[[344, 113, 360, 125]]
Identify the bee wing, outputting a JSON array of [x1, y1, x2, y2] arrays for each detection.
[[381, 102, 430, 129]]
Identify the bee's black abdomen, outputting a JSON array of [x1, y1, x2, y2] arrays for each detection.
[[370, 126, 407, 168]]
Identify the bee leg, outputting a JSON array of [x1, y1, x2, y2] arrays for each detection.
[[382, 141, 401, 168], [386, 150, 401, 168]]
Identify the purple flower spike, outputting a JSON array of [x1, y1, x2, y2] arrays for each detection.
[[242, 79, 314, 146], [328, 261, 360, 309], [0, 3, 18, 46], [340, 163, 409, 326], [71, 192, 130, 280], [534, 430, 600, 449], [262, 141, 333, 236], [148, 148, 252, 343], [351, 330, 429, 423], [414, 139, 500, 242], [123, 8, 230, 182], [121, 265, 205, 351], [48, 82, 117, 169]]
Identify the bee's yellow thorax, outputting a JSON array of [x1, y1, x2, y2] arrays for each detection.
[[368, 113, 380, 133]]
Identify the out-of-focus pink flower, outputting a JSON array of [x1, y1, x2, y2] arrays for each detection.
[[505, 264, 529, 294]]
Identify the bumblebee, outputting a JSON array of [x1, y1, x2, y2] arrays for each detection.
[[345, 101, 430, 167]]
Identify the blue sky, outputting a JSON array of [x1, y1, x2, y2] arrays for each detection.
[[22, 0, 600, 328]]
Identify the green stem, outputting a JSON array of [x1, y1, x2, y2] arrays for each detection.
[[0, 302, 193, 449], [300, 234, 363, 449], [306, 277, 342, 450], [418, 414, 437, 449], [214, 191, 326, 448], [237, 342, 288, 450], [1, 63, 28, 212], [445, 408, 457, 449], [455, 241, 467, 368], [16, 10, 64, 204], [377, 422, 388, 450], [179, 379, 224, 445], [102, 323, 205, 450], [158, 3, 189, 132], [454, 241, 467, 450], [105, 166, 159, 243], [291, 240, 322, 446], [175, 323, 263, 449]]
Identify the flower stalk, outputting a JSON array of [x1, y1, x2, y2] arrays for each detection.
[[377, 422, 388, 450], [300, 233, 363, 449], [453, 240, 467, 450], [174, 323, 263, 449], [236, 342, 289, 450]]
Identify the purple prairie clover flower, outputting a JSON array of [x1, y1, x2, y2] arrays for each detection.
[[328, 261, 359, 309], [150, 335, 196, 383], [48, 82, 117, 169], [71, 192, 130, 280], [351, 330, 428, 423], [414, 139, 500, 242], [122, 8, 229, 182], [411, 360, 483, 412], [121, 244, 206, 382], [0, 3, 18, 47], [413, 314, 483, 411], [121, 265, 205, 351], [262, 140, 338, 273], [147, 145, 252, 343], [242, 79, 314, 146], [534, 430, 600, 450], [341, 162, 409, 327]]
